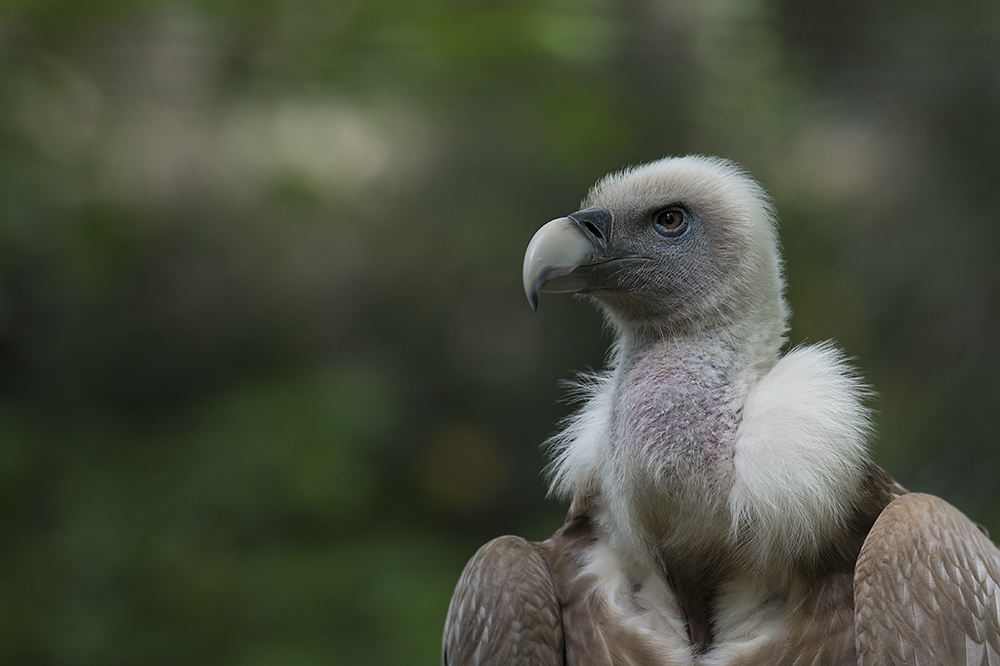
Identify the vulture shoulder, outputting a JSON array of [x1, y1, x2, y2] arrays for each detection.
[[442, 535, 563, 666], [855, 492, 1000, 665]]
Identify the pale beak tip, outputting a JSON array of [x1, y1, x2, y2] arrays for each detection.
[[522, 215, 600, 313]]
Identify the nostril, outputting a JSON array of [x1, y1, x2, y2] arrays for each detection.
[[569, 207, 612, 243], [584, 221, 604, 241]]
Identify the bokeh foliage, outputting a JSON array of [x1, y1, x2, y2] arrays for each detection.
[[2, 0, 1000, 663]]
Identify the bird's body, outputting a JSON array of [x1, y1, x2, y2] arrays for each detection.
[[443, 156, 1000, 665]]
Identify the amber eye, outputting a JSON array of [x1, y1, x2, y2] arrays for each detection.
[[653, 208, 688, 237]]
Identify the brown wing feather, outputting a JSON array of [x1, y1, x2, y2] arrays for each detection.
[[855, 493, 1000, 666], [443, 535, 563, 666]]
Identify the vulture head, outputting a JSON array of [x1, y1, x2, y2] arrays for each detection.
[[524, 155, 787, 355]]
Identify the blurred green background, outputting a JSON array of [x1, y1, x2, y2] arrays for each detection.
[[2, 0, 1000, 663]]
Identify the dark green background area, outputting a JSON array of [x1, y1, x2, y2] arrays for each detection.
[[2, 1, 999, 663]]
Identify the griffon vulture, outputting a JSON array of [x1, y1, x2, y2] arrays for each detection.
[[442, 155, 1000, 665]]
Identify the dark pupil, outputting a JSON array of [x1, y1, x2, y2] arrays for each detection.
[[660, 211, 681, 229]]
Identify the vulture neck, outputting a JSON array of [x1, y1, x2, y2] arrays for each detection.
[[593, 325, 775, 652], [599, 325, 772, 563]]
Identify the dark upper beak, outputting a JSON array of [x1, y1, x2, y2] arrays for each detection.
[[522, 207, 613, 311]]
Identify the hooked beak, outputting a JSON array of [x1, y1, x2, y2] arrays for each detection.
[[522, 207, 613, 311]]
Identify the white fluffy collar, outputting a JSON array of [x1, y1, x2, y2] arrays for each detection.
[[547, 340, 873, 575]]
